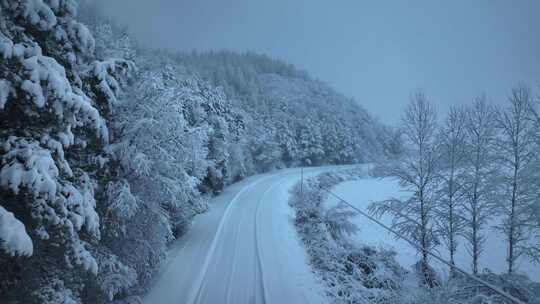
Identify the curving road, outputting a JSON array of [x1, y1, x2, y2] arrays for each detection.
[[143, 168, 332, 304]]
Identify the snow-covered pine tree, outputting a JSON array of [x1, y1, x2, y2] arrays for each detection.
[[176, 51, 396, 166], [249, 122, 283, 172], [104, 56, 246, 291], [107, 66, 197, 287], [297, 119, 325, 166], [0, 0, 129, 302], [273, 120, 295, 166]]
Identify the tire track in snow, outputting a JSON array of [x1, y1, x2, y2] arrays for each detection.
[[187, 171, 291, 304], [225, 203, 246, 304], [254, 173, 296, 304], [146, 167, 334, 304]]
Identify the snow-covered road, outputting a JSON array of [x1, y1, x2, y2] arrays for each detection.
[[143, 168, 330, 304]]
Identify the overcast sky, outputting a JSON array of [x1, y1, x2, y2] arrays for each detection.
[[94, 0, 540, 124]]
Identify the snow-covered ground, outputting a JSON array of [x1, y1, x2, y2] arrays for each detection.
[[325, 177, 540, 282], [144, 167, 338, 304]]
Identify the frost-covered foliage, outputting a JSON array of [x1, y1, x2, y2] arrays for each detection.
[[93, 46, 398, 301], [289, 169, 406, 303], [451, 273, 540, 304], [0, 0, 132, 302], [492, 87, 540, 274], [434, 106, 468, 273], [177, 51, 402, 168], [297, 171, 540, 304], [368, 88, 540, 302], [394, 272, 540, 304], [33, 278, 80, 304], [369, 92, 441, 287], [102, 60, 244, 290], [460, 97, 499, 275], [0, 205, 33, 256], [93, 251, 138, 302]]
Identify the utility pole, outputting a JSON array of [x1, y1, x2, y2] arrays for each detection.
[[191, 133, 195, 174], [300, 167, 304, 202]]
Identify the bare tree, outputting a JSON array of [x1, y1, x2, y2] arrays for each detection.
[[528, 93, 540, 228], [462, 96, 497, 274], [369, 91, 440, 286], [494, 86, 540, 274], [435, 106, 467, 274]]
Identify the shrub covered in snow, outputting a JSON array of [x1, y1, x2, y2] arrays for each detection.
[[292, 169, 540, 304], [394, 272, 540, 304], [289, 169, 406, 303]]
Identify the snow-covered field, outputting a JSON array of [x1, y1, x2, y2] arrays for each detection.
[[325, 177, 540, 282]]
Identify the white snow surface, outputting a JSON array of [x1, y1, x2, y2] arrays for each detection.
[[0, 206, 33, 256], [324, 176, 540, 282], [144, 167, 337, 304]]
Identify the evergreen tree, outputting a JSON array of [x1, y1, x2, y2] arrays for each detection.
[[0, 1, 130, 301]]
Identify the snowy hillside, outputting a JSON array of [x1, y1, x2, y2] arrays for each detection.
[[177, 51, 402, 166], [0, 2, 395, 303]]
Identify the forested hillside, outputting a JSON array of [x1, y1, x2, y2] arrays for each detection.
[[177, 51, 402, 167], [0, 2, 397, 303]]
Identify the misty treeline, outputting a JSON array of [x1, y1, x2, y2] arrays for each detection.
[[370, 88, 540, 287], [0, 1, 399, 303]]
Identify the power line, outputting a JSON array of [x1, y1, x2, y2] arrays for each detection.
[[320, 187, 526, 304]]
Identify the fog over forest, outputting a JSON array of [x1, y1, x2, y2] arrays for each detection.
[[94, 0, 540, 123]]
